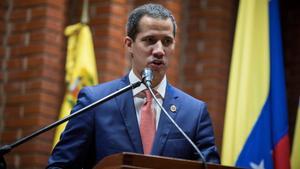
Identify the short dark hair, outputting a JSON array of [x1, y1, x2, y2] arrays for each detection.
[[126, 3, 177, 40]]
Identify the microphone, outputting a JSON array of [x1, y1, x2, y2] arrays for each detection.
[[141, 70, 207, 169], [141, 68, 153, 88]]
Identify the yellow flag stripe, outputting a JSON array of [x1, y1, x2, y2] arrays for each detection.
[[291, 98, 300, 169], [221, 0, 269, 165]]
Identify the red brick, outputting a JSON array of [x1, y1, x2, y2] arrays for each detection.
[[107, 36, 124, 51], [5, 115, 54, 129], [31, 6, 65, 20], [42, 66, 64, 82], [0, 127, 52, 144], [94, 4, 111, 14], [0, 8, 5, 20], [5, 140, 51, 160], [112, 0, 127, 4], [100, 73, 117, 82], [13, 19, 45, 32], [2, 106, 22, 118], [23, 103, 60, 118], [3, 155, 17, 169], [0, 20, 5, 33], [0, 1, 251, 168], [3, 82, 23, 94], [188, 31, 230, 41], [193, 8, 231, 19], [30, 30, 64, 46], [0, 72, 5, 82], [1, 130, 20, 143], [108, 27, 125, 39], [6, 92, 60, 107], [10, 43, 62, 57], [5, 58, 23, 70], [208, 0, 235, 9], [22, 127, 55, 142], [7, 69, 36, 81], [1, 0, 67, 168], [110, 3, 127, 16], [18, 153, 49, 168], [0, 46, 5, 57], [90, 17, 111, 26], [12, 18, 64, 33], [206, 18, 232, 31], [10, 8, 28, 21], [109, 15, 125, 27], [6, 93, 40, 106], [94, 39, 110, 51], [25, 80, 62, 94], [14, 0, 65, 8], [26, 55, 44, 67], [26, 55, 63, 71], [7, 34, 26, 46], [165, 1, 181, 13]]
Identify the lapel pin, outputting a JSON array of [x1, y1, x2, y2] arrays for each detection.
[[170, 105, 177, 112]]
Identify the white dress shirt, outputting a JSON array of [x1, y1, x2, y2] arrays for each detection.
[[128, 70, 167, 129]]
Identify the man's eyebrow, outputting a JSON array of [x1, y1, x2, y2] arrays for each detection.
[[164, 35, 174, 39]]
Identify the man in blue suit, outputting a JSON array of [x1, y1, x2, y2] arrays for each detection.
[[47, 3, 220, 168]]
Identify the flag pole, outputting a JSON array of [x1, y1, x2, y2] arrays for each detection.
[[81, 0, 89, 24]]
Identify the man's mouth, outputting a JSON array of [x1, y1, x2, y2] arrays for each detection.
[[150, 60, 165, 66]]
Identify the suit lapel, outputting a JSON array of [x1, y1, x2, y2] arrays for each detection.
[[151, 84, 180, 155], [115, 76, 143, 153]]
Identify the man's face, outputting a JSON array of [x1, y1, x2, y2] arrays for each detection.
[[125, 15, 175, 87]]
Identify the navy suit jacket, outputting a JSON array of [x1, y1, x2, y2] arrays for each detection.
[[47, 75, 220, 168]]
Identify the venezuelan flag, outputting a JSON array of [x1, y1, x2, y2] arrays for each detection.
[[52, 23, 98, 147], [222, 0, 290, 168]]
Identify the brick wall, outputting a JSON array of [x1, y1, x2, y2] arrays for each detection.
[[1, 0, 299, 168], [0, 0, 66, 168], [90, 0, 130, 82], [180, 0, 238, 151], [0, 0, 236, 168]]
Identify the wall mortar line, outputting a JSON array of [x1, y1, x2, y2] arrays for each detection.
[[0, 0, 14, 143]]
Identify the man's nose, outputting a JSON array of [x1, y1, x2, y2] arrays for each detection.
[[152, 41, 165, 58]]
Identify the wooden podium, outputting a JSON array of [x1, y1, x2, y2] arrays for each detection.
[[95, 152, 239, 169]]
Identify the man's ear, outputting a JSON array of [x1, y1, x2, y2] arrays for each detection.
[[124, 36, 133, 53]]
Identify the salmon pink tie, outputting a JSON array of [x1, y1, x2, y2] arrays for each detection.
[[140, 89, 156, 154]]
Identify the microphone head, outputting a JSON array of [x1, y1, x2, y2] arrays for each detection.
[[141, 68, 153, 87]]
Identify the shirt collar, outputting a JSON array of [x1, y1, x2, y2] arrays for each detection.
[[129, 69, 166, 99]]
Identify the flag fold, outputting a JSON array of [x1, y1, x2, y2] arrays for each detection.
[[53, 23, 98, 146], [222, 0, 290, 168]]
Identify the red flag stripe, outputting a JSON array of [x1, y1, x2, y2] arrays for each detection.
[[273, 134, 291, 169]]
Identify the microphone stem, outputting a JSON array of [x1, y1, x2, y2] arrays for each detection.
[[147, 86, 207, 169]]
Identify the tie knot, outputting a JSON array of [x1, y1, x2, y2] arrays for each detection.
[[144, 90, 152, 102], [135, 89, 161, 100]]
